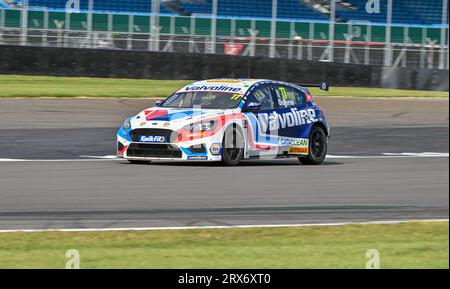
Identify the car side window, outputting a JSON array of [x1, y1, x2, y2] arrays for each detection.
[[246, 85, 275, 110], [291, 87, 307, 106], [275, 85, 302, 108]]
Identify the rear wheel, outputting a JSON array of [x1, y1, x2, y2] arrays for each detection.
[[221, 126, 244, 166], [128, 160, 151, 165], [299, 126, 327, 165]]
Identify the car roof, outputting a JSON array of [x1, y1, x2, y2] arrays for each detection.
[[179, 79, 309, 94]]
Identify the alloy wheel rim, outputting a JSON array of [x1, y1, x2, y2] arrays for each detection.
[[311, 131, 325, 159]]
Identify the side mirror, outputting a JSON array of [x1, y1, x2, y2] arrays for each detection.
[[155, 100, 163, 107], [244, 102, 262, 112]]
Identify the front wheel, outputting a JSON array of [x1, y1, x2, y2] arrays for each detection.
[[299, 126, 328, 165], [221, 126, 244, 166]]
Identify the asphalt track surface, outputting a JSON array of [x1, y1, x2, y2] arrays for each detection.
[[0, 97, 448, 230]]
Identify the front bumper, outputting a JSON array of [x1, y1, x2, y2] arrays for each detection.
[[127, 143, 183, 159], [117, 130, 223, 162]]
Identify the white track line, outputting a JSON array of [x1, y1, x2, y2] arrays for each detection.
[[0, 153, 448, 162], [0, 158, 117, 162], [79, 155, 119, 159], [0, 219, 447, 234], [327, 153, 449, 159], [382, 152, 449, 157]]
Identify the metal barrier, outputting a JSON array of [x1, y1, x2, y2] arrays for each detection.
[[0, 44, 448, 91], [0, 26, 446, 70], [0, 0, 448, 70]]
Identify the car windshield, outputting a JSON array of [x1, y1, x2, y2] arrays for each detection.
[[161, 91, 243, 109]]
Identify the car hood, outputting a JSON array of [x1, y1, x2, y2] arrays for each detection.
[[130, 107, 238, 130]]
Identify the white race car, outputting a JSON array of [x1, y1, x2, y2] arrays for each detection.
[[117, 79, 330, 166]]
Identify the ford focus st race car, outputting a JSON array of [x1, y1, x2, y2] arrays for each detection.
[[117, 79, 330, 166]]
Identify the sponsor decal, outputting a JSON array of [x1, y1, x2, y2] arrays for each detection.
[[278, 100, 296, 107], [139, 135, 167, 143], [188, 156, 208, 160], [280, 138, 309, 155], [183, 85, 242, 93], [257, 109, 319, 131], [280, 138, 309, 147], [210, 143, 222, 155], [288, 147, 309, 155]]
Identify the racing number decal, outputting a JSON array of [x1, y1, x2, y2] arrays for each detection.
[[278, 87, 288, 100], [230, 94, 242, 101]]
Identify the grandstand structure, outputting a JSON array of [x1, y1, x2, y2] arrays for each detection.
[[0, 0, 448, 69]]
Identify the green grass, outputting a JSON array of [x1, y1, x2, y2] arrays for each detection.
[[0, 75, 191, 98], [0, 221, 447, 269], [310, 86, 449, 98], [0, 75, 448, 98]]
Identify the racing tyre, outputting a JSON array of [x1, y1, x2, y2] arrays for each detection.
[[128, 160, 151, 165], [299, 126, 327, 165], [222, 126, 244, 166]]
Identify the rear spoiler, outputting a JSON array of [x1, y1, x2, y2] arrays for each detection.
[[298, 82, 330, 92]]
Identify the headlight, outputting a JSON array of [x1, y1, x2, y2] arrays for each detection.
[[122, 118, 132, 130], [183, 120, 218, 132]]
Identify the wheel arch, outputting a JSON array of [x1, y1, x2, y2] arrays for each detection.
[[222, 121, 248, 155], [312, 121, 329, 137], [224, 122, 245, 135]]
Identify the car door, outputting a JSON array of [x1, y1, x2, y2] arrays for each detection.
[[272, 84, 310, 152], [243, 83, 278, 152]]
